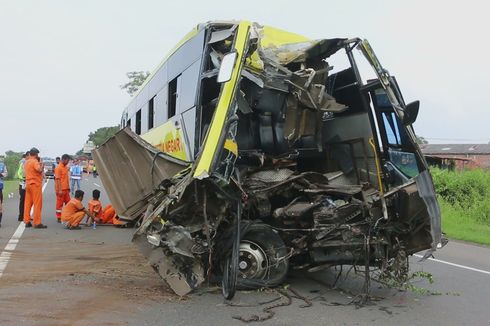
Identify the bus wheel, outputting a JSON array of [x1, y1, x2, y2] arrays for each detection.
[[236, 223, 289, 289]]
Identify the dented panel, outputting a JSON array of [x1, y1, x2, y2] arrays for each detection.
[[93, 128, 187, 220]]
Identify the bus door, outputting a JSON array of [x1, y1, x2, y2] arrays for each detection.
[[358, 40, 442, 252]]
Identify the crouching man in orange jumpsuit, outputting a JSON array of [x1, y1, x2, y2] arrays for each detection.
[[88, 189, 125, 226], [61, 190, 96, 230], [24, 147, 47, 229], [54, 154, 71, 223], [101, 204, 125, 225]]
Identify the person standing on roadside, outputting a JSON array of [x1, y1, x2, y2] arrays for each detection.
[[23, 147, 47, 229], [54, 157, 60, 168], [69, 159, 82, 196], [0, 159, 8, 228], [16, 151, 29, 221], [54, 154, 71, 223]]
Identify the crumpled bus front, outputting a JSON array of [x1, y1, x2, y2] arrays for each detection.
[[94, 21, 443, 298]]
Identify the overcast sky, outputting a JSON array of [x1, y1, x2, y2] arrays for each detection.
[[1, 0, 489, 157]]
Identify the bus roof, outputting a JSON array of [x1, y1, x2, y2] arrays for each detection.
[[125, 21, 311, 106]]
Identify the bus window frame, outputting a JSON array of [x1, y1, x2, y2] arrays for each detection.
[[193, 21, 251, 180]]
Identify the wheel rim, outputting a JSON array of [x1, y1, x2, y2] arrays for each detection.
[[238, 240, 269, 280]]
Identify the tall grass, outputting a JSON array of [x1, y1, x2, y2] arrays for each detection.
[[431, 168, 490, 245]]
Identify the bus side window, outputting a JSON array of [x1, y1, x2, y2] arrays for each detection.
[[135, 110, 142, 135], [148, 97, 155, 130], [127, 119, 131, 129], [168, 76, 179, 119], [382, 112, 401, 146]]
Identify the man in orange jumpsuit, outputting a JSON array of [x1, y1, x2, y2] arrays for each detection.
[[87, 189, 125, 226], [87, 189, 103, 223], [100, 204, 119, 224], [61, 190, 96, 230], [54, 154, 71, 223], [23, 147, 47, 228]]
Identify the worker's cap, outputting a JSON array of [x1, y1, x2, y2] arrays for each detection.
[[29, 147, 40, 154]]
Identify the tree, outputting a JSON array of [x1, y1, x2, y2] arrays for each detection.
[[76, 126, 120, 155], [120, 71, 150, 96], [416, 136, 429, 145], [88, 126, 120, 147]]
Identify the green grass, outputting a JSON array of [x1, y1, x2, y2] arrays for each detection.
[[431, 168, 490, 246], [2, 180, 18, 199], [440, 199, 490, 246]]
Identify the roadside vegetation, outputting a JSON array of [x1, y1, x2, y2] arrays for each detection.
[[2, 150, 22, 181], [2, 180, 18, 199], [431, 168, 490, 245], [2, 151, 22, 200]]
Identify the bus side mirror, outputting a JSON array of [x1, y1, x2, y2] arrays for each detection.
[[403, 100, 420, 125], [217, 52, 237, 83]]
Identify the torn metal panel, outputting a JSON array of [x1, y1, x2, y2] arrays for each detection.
[[92, 127, 188, 220], [161, 225, 197, 258], [415, 170, 442, 250], [241, 69, 264, 88], [259, 37, 347, 66], [134, 234, 205, 296], [289, 78, 348, 113], [209, 25, 237, 44]]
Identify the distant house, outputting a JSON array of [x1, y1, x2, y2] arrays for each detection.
[[420, 144, 490, 171]]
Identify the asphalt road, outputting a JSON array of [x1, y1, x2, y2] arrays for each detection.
[[0, 176, 489, 325]]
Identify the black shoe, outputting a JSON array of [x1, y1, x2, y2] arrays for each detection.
[[69, 226, 81, 230], [33, 224, 48, 229], [57, 219, 61, 223], [25, 222, 32, 228], [18, 217, 23, 222]]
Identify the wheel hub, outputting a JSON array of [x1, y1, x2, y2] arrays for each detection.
[[238, 240, 269, 279]]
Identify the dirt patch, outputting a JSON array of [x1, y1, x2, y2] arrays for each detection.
[[1, 238, 174, 298], [0, 237, 176, 325]]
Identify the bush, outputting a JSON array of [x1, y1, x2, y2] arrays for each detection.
[[3, 151, 22, 180], [432, 168, 490, 225]]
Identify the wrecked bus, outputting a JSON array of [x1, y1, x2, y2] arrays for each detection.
[[93, 21, 443, 299]]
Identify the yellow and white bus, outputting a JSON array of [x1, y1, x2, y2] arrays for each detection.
[[96, 21, 443, 299]]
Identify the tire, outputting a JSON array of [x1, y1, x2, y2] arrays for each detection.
[[236, 223, 289, 289], [221, 244, 239, 299]]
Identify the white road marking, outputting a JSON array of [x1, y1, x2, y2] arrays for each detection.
[[93, 183, 101, 188], [414, 253, 490, 276], [0, 179, 49, 278]]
